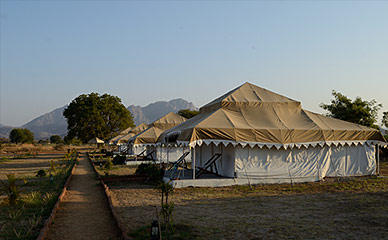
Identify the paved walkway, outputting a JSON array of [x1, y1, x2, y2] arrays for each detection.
[[46, 153, 121, 240]]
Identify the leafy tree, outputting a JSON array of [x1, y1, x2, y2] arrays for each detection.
[[63, 93, 135, 143], [50, 135, 63, 144], [9, 128, 34, 144], [320, 90, 382, 128], [382, 111, 388, 128], [177, 109, 200, 119]]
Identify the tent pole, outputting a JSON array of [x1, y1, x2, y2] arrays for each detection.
[[192, 146, 196, 180], [159, 145, 162, 168], [377, 144, 380, 176]]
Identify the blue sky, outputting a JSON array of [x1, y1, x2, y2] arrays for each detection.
[[1, 1, 388, 126]]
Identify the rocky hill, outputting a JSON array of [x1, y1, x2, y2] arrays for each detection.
[[128, 98, 198, 125], [21, 106, 68, 139], [0, 124, 13, 139]]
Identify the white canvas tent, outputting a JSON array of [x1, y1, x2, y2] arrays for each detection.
[[160, 82, 387, 187], [114, 123, 149, 154], [127, 112, 190, 162]]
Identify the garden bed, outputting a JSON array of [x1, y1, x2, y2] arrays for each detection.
[[0, 151, 78, 240]]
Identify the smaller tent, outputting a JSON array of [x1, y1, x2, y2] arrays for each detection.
[[88, 137, 104, 147], [108, 126, 133, 145], [117, 123, 149, 145], [128, 112, 189, 161]]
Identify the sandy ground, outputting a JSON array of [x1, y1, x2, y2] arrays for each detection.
[[45, 154, 121, 240], [109, 177, 388, 239]]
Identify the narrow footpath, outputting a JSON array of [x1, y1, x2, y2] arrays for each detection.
[[46, 153, 122, 240]]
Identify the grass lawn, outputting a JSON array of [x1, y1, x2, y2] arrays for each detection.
[[109, 162, 388, 239]]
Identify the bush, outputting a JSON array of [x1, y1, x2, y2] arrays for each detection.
[[113, 155, 126, 165], [135, 163, 163, 183], [36, 169, 46, 178]]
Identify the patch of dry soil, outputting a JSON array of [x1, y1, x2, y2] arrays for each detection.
[[46, 154, 121, 240]]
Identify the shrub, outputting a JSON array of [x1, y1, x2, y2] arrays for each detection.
[[104, 158, 113, 170], [135, 163, 163, 183], [113, 155, 126, 165], [36, 169, 46, 178]]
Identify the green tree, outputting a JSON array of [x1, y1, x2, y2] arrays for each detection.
[[63, 93, 135, 143], [50, 135, 63, 144], [9, 128, 34, 144], [382, 111, 388, 128], [177, 109, 200, 119], [320, 90, 382, 128]]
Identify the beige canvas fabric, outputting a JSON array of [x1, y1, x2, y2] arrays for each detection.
[[159, 82, 386, 146], [117, 123, 149, 144], [88, 137, 104, 144], [108, 126, 133, 144], [131, 112, 187, 145]]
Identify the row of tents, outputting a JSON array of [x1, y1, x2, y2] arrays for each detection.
[[109, 82, 387, 187]]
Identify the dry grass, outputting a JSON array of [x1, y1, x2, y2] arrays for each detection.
[[95, 165, 138, 176], [0, 154, 64, 181], [109, 162, 388, 239], [0, 143, 96, 156]]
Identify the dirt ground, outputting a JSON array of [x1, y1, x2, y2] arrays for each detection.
[[0, 154, 63, 180], [109, 163, 388, 239], [45, 154, 121, 240]]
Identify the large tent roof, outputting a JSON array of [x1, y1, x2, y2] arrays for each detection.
[[116, 123, 149, 144], [159, 82, 386, 149], [130, 112, 187, 145]]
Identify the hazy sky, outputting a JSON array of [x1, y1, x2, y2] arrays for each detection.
[[1, 1, 388, 126]]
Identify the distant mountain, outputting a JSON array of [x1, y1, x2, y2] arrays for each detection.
[[0, 124, 13, 139], [2, 98, 197, 140], [127, 105, 149, 126], [128, 98, 198, 125], [22, 106, 68, 140]]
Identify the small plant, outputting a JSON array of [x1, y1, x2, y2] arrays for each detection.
[[36, 169, 46, 178], [135, 163, 163, 183], [103, 158, 113, 175], [1, 174, 22, 206], [13, 214, 42, 239], [0, 156, 8, 163], [104, 158, 113, 170], [42, 191, 56, 205], [23, 191, 42, 206], [49, 160, 57, 173], [155, 181, 175, 231]]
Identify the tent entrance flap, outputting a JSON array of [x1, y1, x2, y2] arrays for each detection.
[[196, 153, 222, 178]]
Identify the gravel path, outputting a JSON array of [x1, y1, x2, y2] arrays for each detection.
[[46, 153, 122, 240]]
